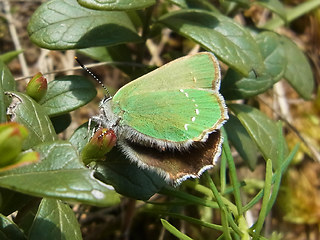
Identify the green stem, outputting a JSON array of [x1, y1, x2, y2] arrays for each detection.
[[220, 149, 227, 194], [261, 0, 320, 30], [222, 128, 243, 216], [252, 159, 273, 239], [204, 172, 232, 240], [183, 181, 238, 215], [160, 187, 219, 209], [161, 219, 193, 240], [145, 210, 227, 232], [243, 144, 299, 212]]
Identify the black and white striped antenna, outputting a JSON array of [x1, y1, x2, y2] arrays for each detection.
[[75, 57, 112, 99]]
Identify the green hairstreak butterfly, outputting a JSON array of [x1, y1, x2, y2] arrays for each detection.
[[79, 52, 228, 185]]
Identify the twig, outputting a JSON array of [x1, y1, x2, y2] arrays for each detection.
[[273, 81, 292, 123], [14, 61, 146, 81], [258, 95, 320, 163], [3, 0, 30, 77]]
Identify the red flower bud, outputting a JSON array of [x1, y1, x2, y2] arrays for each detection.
[[26, 72, 47, 102], [81, 128, 117, 165]]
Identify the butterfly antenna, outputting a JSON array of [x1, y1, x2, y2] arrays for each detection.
[[75, 57, 112, 99]]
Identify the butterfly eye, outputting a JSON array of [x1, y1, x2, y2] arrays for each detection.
[[102, 96, 112, 104]]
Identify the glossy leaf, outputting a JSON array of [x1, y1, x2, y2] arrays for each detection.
[[0, 214, 25, 240], [224, 114, 258, 170], [39, 75, 97, 117], [6, 92, 57, 149], [159, 9, 264, 76], [0, 188, 33, 216], [69, 122, 90, 153], [28, 0, 141, 50], [50, 113, 72, 134], [0, 60, 16, 123], [169, 0, 218, 10], [77, 45, 136, 76], [0, 81, 5, 123], [221, 70, 273, 100], [78, 47, 112, 62], [94, 146, 167, 200], [0, 60, 16, 92], [78, 0, 155, 10], [281, 36, 314, 100], [29, 198, 81, 240], [229, 104, 287, 169], [0, 141, 120, 207], [256, 32, 287, 81], [221, 31, 286, 99]]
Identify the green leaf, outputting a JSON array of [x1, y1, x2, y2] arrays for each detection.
[[159, 9, 264, 76], [50, 113, 72, 134], [0, 213, 26, 240], [78, 47, 112, 62], [6, 92, 57, 149], [29, 198, 81, 240], [224, 114, 258, 170], [14, 201, 39, 237], [0, 141, 120, 207], [39, 75, 97, 117], [254, 0, 286, 22], [28, 0, 141, 50], [78, 0, 155, 10], [221, 31, 286, 99], [229, 104, 287, 169], [0, 188, 33, 216], [0, 50, 23, 64], [0, 81, 6, 123], [94, 146, 167, 201], [221, 70, 273, 100], [69, 122, 89, 153], [77, 45, 136, 76], [169, 0, 218, 11], [0, 60, 16, 122], [281, 36, 314, 100], [0, 60, 16, 92], [256, 31, 287, 82]]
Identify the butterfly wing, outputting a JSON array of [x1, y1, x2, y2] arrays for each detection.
[[119, 131, 223, 185], [112, 52, 228, 148]]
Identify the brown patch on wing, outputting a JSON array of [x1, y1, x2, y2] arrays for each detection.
[[125, 131, 222, 183]]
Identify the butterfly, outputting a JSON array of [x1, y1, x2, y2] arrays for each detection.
[[81, 52, 228, 185]]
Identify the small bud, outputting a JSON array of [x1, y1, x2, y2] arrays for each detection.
[[0, 122, 28, 167], [81, 128, 117, 165], [26, 72, 47, 102]]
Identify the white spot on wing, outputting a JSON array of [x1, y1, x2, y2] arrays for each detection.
[[184, 124, 189, 130], [184, 92, 189, 98], [179, 89, 184, 92], [91, 190, 105, 199], [191, 117, 196, 122], [195, 109, 199, 115]]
